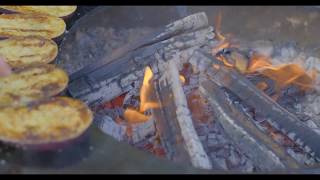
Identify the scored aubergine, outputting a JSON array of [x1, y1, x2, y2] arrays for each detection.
[[0, 97, 93, 146], [0, 6, 77, 19], [0, 64, 68, 107], [0, 13, 66, 39], [0, 36, 58, 68]]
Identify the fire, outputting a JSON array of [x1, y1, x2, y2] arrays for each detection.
[[245, 53, 315, 92], [179, 75, 186, 84], [140, 66, 159, 112], [257, 64, 315, 91], [211, 13, 316, 95], [246, 54, 272, 73], [124, 66, 159, 124], [124, 108, 151, 123], [217, 51, 316, 94], [215, 12, 225, 41], [211, 12, 239, 56]]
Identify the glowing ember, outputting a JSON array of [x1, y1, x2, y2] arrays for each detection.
[[124, 66, 159, 124]]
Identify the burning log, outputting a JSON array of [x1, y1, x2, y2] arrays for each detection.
[[152, 59, 214, 170], [67, 13, 214, 108], [199, 80, 302, 170], [194, 50, 320, 161]]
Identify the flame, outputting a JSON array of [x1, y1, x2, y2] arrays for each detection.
[[211, 12, 316, 96], [179, 75, 186, 84], [246, 53, 316, 92], [211, 13, 239, 56], [258, 64, 315, 91], [139, 66, 159, 112], [124, 66, 159, 124], [212, 41, 230, 55], [246, 54, 272, 73], [215, 12, 225, 41], [124, 108, 151, 124]]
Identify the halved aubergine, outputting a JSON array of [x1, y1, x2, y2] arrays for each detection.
[[0, 64, 68, 107], [0, 36, 58, 68], [0, 97, 93, 149], [0, 13, 66, 39], [0, 6, 77, 19]]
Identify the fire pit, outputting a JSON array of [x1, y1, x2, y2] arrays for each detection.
[[2, 6, 320, 174], [60, 7, 320, 173]]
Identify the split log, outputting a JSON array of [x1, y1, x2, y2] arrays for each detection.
[[199, 80, 302, 170], [69, 12, 209, 81], [194, 50, 320, 160], [152, 58, 214, 170], [67, 14, 214, 108]]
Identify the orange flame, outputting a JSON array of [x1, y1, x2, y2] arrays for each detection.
[[211, 12, 316, 95], [124, 66, 159, 124], [215, 12, 225, 41], [246, 53, 316, 92], [139, 66, 159, 112], [246, 54, 272, 73], [124, 108, 151, 124], [179, 75, 186, 84]]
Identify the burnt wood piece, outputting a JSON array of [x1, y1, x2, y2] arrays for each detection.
[[152, 59, 214, 170], [194, 50, 320, 160], [69, 12, 209, 82], [200, 80, 302, 170], [67, 25, 214, 107]]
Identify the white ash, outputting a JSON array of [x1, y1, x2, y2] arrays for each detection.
[[249, 40, 274, 57], [83, 81, 123, 106], [95, 114, 127, 142], [120, 74, 139, 88], [130, 118, 157, 144]]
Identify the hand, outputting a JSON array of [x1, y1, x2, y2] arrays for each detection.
[[0, 57, 12, 77]]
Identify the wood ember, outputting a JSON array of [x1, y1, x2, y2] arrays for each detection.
[[92, 81, 165, 158], [185, 88, 255, 172]]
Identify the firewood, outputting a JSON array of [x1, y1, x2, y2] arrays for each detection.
[[200, 80, 302, 170], [194, 50, 320, 160]]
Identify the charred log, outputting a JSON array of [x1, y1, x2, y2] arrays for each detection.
[[67, 13, 214, 108], [199, 80, 302, 170], [193, 50, 320, 161]]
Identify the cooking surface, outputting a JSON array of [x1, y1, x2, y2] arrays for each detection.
[[2, 6, 320, 174]]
